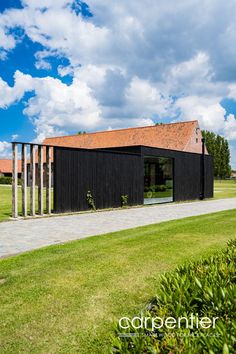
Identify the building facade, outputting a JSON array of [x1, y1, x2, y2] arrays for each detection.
[[0, 159, 21, 178], [53, 144, 213, 213], [41, 121, 213, 213]]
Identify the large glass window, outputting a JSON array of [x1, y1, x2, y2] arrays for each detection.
[[144, 156, 173, 204]]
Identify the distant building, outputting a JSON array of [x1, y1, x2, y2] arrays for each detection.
[[0, 159, 21, 178], [231, 170, 236, 179]]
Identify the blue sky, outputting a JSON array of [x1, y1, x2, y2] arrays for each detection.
[[0, 0, 236, 168]]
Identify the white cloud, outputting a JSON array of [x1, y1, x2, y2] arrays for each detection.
[[126, 77, 173, 119], [0, 4, 109, 66], [0, 0, 236, 161], [11, 134, 19, 141], [0, 141, 11, 158], [229, 144, 236, 169], [57, 64, 74, 77], [175, 96, 226, 132], [224, 114, 236, 141], [27, 76, 102, 141], [1, 0, 236, 79], [228, 84, 236, 100], [175, 96, 236, 149], [0, 70, 102, 141], [0, 51, 7, 60], [0, 70, 34, 108], [168, 52, 212, 82], [21, 0, 72, 8], [34, 51, 52, 70], [0, 27, 16, 51]]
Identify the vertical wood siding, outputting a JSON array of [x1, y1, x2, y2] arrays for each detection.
[[53, 145, 214, 213], [141, 147, 214, 201], [54, 147, 143, 213]]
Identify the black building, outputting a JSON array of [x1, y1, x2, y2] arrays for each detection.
[[51, 121, 213, 213]]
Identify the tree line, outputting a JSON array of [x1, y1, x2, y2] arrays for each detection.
[[202, 130, 231, 179]]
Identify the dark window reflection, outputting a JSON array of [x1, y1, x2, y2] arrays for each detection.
[[144, 156, 173, 204]]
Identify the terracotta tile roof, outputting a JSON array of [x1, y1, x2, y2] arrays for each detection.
[[0, 159, 22, 174], [43, 120, 206, 154]]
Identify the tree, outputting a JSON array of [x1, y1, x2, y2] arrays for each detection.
[[202, 130, 231, 179]]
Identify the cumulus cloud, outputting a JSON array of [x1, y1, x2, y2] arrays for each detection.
[[34, 51, 52, 70], [0, 2, 110, 66], [25, 76, 102, 141], [229, 144, 236, 169], [125, 77, 173, 119], [176, 96, 236, 148], [0, 0, 236, 166], [228, 84, 236, 100], [21, 0, 72, 8], [175, 96, 226, 132], [11, 134, 19, 141], [0, 70, 102, 141], [224, 114, 236, 141], [0, 141, 11, 158], [0, 71, 34, 108], [0, 26, 16, 48]]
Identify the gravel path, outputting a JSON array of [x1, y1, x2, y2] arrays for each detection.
[[0, 198, 236, 258]]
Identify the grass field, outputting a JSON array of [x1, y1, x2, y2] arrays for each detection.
[[0, 210, 236, 353], [0, 186, 53, 222], [0, 180, 235, 222], [214, 179, 236, 199], [144, 189, 172, 198]]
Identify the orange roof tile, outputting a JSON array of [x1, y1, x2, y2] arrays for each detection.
[[0, 159, 22, 174], [43, 120, 206, 154]]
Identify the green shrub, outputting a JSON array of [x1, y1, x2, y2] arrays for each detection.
[[156, 184, 167, 192], [110, 240, 236, 353], [0, 176, 21, 185], [0, 176, 12, 184], [121, 195, 128, 207], [86, 190, 96, 210], [144, 185, 168, 194]]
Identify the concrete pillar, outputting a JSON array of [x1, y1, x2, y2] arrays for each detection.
[[30, 144, 36, 216], [21, 144, 27, 217], [12, 143, 18, 218], [38, 145, 44, 215]]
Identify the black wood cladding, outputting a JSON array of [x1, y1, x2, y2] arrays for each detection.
[[141, 146, 214, 201], [54, 147, 143, 213], [53, 145, 214, 213]]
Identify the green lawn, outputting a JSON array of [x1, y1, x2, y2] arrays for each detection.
[[0, 185, 12, 221], [1, 180, 235, 222], [214, 179, 236, 199], [144, 189, 172, 198], [0, 185, 53, 222], [0, 210, 236, 353]]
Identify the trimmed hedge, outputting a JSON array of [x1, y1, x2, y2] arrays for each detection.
[[110, 240, 236, 353], [0, 176, 12, 184]]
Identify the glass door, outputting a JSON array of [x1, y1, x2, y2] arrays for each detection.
[[144, 156, 173, 204]]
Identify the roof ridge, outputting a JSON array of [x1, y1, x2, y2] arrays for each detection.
[[44, 120, 198, 141]]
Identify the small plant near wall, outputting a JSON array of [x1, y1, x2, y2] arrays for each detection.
[[121, 195, 128, 207], [86, 190, 96, 210]]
